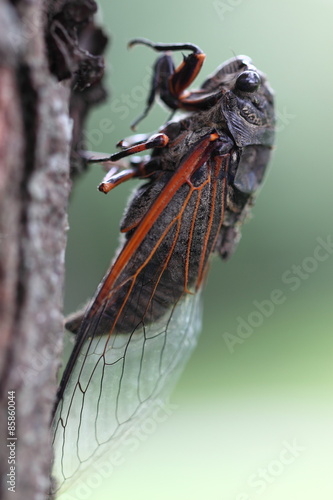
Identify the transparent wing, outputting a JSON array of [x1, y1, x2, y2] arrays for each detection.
[[53, 289, 203, 494]]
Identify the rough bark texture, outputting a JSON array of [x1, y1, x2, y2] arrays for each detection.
[[0, 1, 107, 499]]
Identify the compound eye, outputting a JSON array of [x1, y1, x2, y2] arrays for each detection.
[[235, 70, 261, 92]]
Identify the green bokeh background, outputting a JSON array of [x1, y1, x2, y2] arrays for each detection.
[[62, 0, 333, 498]]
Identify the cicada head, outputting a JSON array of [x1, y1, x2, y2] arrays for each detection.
[[224, 58, 275, 148], [202, 56, 275, 148]]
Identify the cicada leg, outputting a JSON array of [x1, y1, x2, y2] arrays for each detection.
[[129, 38, 206, 128], [83, 133, 169, 193]]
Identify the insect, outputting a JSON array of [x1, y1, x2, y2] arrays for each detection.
[[52, 39, 275, 494]]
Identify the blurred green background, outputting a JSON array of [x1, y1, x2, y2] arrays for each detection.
[[62, 0, 333, 498]]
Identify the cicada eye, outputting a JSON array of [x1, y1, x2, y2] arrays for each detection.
[[235, 70, 261, 92]]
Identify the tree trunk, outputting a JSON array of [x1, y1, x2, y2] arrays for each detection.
[[0, 1, 107, 498]]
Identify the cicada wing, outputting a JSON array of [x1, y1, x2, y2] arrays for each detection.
[[53, 288, 203, 493]]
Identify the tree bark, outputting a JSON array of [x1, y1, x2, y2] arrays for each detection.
[[0, 1, 107, 498]]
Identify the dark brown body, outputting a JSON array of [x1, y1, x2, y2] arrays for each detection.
[[53, 41, 275, 491]]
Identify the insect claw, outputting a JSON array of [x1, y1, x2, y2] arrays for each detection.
[[98, 182, 111, 193], [128, 38, 154, 50], [116, 139, 127, 148], [130, 111, 147, 131], [146, 133, 169, 148]]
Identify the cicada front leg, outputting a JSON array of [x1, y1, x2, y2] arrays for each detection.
[[129, 38, 206, 129]]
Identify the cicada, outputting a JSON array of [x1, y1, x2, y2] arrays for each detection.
[[52, 39, 275, 494]]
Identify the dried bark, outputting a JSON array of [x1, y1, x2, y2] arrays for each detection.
[[0, 1, 107, 499]]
